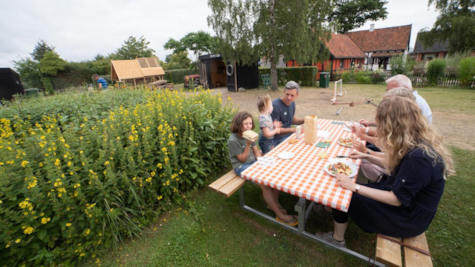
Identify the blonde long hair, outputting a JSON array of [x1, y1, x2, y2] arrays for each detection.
[[376, 96, 454, 178]]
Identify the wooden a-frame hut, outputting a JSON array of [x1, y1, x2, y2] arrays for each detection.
[[111, 57, 165, 86]]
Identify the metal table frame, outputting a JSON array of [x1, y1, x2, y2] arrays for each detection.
[[238, 187, 386, 266]]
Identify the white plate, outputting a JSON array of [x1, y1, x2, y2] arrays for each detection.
[[337, 138, 353, 148], [277, 151, 294, 160], [323, 159, 358, 177]]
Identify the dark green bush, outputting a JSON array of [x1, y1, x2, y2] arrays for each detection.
[[259, 67, 318, 86], [341, 69, 356, 83], [355, 72, 372, 84], [41, 77, 54, 95], [371, 71, 386, 84], [459, 57, 475, 87], [427, 59, 446, 86], [164, 69, 197, 84]]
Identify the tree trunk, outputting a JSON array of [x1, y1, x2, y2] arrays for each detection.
[[270, 58, 278, 91], [269, 0, 278, 91]]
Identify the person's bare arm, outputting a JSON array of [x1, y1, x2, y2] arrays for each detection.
[[252, 145, 262, 158], [336, 173, 401, 206], [276, 127, 295, 135], [236, 139, 255, 162], [354, 126, 378, 144], [262, 127, 280, 138], [359, 119, 377, 127], [292, 116, 304, 125], [349, 149, 385, 167]]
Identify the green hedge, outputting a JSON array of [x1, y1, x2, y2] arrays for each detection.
[[0, 89, 234, 266], [427, 59, 446, 86], [459, 57, 475, 87], [49, 62, 112, 90], [164, 69, 197, 84], [259, 67, 318, 86]]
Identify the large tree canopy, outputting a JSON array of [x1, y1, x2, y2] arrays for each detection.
[[208, 0, 333, 90], [327, 0, 388, 33], [164, 31, 218, 56], [114, 36, 156, 60], [420, 0, 475, 54]]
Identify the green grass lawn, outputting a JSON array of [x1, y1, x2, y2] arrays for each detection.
[[90, 148, 475, 267]]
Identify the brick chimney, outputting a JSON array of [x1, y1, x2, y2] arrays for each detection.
[[369, 24, 375, 32]]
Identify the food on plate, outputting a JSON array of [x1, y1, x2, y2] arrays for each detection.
[[338, 137, 353, 147], [318, 150, 328, 159], [328, 162, 352, 176], [243, 130, 258, 141], [288, 138, 299, 144]]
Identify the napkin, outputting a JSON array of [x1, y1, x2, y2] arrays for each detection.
[[315, 142, 331, 148], [257, 157, 276, 167], [317, 130, 330, 138], [331, 121, 344, 125]]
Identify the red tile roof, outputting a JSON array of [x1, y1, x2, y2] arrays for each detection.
[[346, 25, 412, 52], [326, 33, 366, 59]]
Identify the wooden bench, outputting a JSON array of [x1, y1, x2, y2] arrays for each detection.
[[376, 233, 432, 267], [209, 170, 246, 197]]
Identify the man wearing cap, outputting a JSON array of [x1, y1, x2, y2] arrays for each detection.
[[270, 80, 305, 146]]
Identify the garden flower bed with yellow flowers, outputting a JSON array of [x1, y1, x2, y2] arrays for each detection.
[[0, 88, 234, 266]]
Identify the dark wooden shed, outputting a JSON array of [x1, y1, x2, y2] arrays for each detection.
[[198, 54, 259, 91], [0, 68, 25, 101]]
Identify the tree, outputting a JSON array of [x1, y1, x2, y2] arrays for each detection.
[[12, 57, 43, 88], [115, 36, 156, 60], [164, 31, 218, 57], [31, 39, 55, 61], [165, 51, 192, 70], [208, 0, 333, 90], [38, 51, 67, 76], [420, 0, 475, 54], [327, 0, 388, 33]]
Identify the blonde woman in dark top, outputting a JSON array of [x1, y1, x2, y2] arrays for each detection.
[[316, 96, 454, 247]]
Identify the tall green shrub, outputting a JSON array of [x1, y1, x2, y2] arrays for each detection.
[[427, 59, 446, 86], [0, 89, 234, 266], [459, 57, 475, 87]]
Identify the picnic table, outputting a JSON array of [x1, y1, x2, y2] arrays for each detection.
[[240, 118, 385, 266]]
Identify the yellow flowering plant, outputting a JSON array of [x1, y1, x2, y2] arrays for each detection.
[[0, 88, 234, 266]]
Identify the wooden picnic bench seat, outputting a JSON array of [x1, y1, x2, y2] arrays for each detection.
[[209, 170, 246, 197], [376, 232, 432, 267]]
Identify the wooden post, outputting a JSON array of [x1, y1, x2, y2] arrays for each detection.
[[134, 79, 136, 87]]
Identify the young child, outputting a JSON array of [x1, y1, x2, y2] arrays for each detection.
[[257, 94, 281, 154], [227, 111, 298, 226]]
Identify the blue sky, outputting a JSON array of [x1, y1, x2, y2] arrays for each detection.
[[0, 0, 439, 68]]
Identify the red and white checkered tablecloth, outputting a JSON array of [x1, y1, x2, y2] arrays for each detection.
[[241, 119, 362, 212]]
